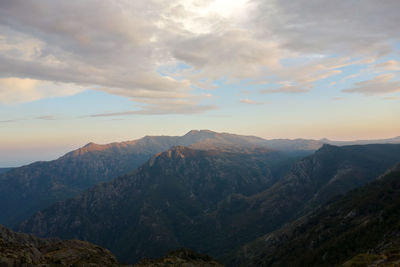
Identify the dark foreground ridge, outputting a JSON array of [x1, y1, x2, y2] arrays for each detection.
[[0, 224, 118, 266], [0, 225, 222, 267], [134, 248, 223, 267]]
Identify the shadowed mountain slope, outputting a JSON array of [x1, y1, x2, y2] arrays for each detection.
[[2, 130, 399, 227], [19, 144, 400, 265], [19, 146, 291, 264], [233, 162, 400, 267], [196, 144, 400, 262], [0, 130, 285, 227], [0, 168, 12, 174]]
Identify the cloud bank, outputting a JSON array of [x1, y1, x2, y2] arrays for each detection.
[[1, 0, 400, 112]]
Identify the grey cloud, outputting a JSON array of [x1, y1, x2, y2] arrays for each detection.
[[89, 104, 216, 117], [0, 0, 198, 107], [374, 60, 400, 71], [0, 115, 55, 123], [1, 0, 400, 108], [171, 28, 283, 84], [253, 0, 400, 56], [343, 74, 400, 95], [260, 84, 312, 94], [36, 115, 55, 120], [0, 119, 22, 123]]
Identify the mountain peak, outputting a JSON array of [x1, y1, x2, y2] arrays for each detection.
[[184, 129, 218, 136], [62, 142, 119, 158]]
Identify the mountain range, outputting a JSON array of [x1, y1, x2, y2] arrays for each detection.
[[0, 130, 305, 227], [2, 130, 400, 266], [18, 143, 400, 265], [18, 146, 293, 263], [2, 130, 399, 228]]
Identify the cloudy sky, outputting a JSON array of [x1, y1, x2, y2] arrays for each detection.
[[1, 0, 400, 166]]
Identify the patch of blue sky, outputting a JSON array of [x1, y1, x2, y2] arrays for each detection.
[[1, 90, 135, 122]]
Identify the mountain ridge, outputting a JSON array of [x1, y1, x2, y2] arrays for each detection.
[[0, 130, 289, 227], [18, 144, 400, 265], [60, 131, 400, 159], [18, 146, 294, 264]]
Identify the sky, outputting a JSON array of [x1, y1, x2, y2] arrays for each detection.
[[1, 0, 400, 167]]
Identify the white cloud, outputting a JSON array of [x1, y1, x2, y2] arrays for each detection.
[[0, 77, 85, 104], [343, 74, 400, 95], [374, 60, 400, 71], [240, 98, 266, 105]]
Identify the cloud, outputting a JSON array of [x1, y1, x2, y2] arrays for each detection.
[[90, 102, 216, 117], [239, 98, 266, 105], [0, 1, 195, 107], [340, 73, 361, 82], [253, 0, 400, 56], [0, 0, 400, 110], [171, 29, 284, 83], [383, 96, 399, 100], [0, 77, 84, 104], [260, 84, 312, 94], [0, 115, 56, 123], [374, 60, 400, 71], [343, 74, 400, 95], [36, 115, 55, 120], [0, 119, 22, 123]]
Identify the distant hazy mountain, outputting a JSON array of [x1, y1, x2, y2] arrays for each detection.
[[19, 146, 295, 264], [234, 162, 400, 267], [0, 224, 118, 266], [262, 136, 400, 151], [328, 136, 400, 146], [0, 130, 289, 227], [19, 144, 400, 265]]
